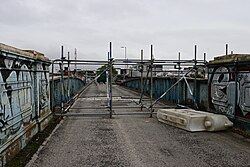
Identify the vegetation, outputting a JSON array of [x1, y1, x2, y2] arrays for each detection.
[[96, 65, 118, 83]]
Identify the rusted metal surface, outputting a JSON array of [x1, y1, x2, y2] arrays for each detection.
[[208, 54, 250, 134], [0, 43, 52, 166]]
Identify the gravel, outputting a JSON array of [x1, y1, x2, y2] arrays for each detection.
[[27, 84, 250, 167]]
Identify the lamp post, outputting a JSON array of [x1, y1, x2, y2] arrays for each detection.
[[121, 46, 127, 79], [121, 46, 127, 63]]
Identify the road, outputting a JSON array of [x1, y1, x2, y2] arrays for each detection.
[[27, 84, 250, 167]]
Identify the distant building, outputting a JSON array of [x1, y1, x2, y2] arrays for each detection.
[[165, 69, 184, 77], [56, 67, 96, 82], [128, 64, 163, 78]]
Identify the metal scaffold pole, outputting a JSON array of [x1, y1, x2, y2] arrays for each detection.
[[67, 51, 70, 101], [60, 45, 65, 113], [106, 52, 110, 108], [138, 62, 151, 106], [194, 45, 197, 109], [109, 42, 113, 118], [177, 52, 181, 105], [51, 60, 55, 111], [150, 45, 154, 117], [51, 42, 207, 117], [140, 49, 144, 111]]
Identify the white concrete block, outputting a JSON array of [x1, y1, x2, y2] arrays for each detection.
[[204, 115, 233, 131], [157, 109, 233, 132]]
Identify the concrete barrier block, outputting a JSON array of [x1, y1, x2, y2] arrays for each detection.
[[157, 109, 233, 132], [204, 115, 233, 131]]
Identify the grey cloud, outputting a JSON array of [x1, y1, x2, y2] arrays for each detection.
[[0, 0, 250, 61]]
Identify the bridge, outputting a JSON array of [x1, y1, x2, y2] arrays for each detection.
[[29, 84, 250, 167], [0, 43, 250, 166]]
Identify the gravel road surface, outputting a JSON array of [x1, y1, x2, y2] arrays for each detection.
[[27, 84, 250, 167]]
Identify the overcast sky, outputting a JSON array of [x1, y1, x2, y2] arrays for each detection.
[[1, 0, 250, 61]]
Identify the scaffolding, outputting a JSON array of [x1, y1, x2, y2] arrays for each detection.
[[51, 43, 206, 118]]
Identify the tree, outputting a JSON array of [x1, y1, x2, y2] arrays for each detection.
[[96, 65, 118, 83]]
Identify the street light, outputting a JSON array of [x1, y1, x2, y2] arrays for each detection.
[[121, 46, 127, 61], [121, 46, 127, 79]]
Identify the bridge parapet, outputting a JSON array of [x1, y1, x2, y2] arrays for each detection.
[[0, 43, 51, 166], [50, 76, 85, 109], [121, 77, 208, 110], [208, 54, 250, 134]]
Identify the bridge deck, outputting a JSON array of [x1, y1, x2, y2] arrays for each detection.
[[27, 84, 250, 167]]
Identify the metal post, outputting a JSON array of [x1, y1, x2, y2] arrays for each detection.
[[109, 42, 113, 118], [74, 48, 77, 70], [226, 44, 228, 55], [139, 64, 151, 105], [204, 52, 207, 79], [194, 45, 197, 109], [60, 46, 65, 113], [67, 51, 70, 101], [125, 47, 127, 69], [51, 61, 55, 111], [150, 45, 153, 117], [121, 46, 127, 79], [140, 49, 144, 111], [177, 52, 181, 104], [106, 52, 110, 107]]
